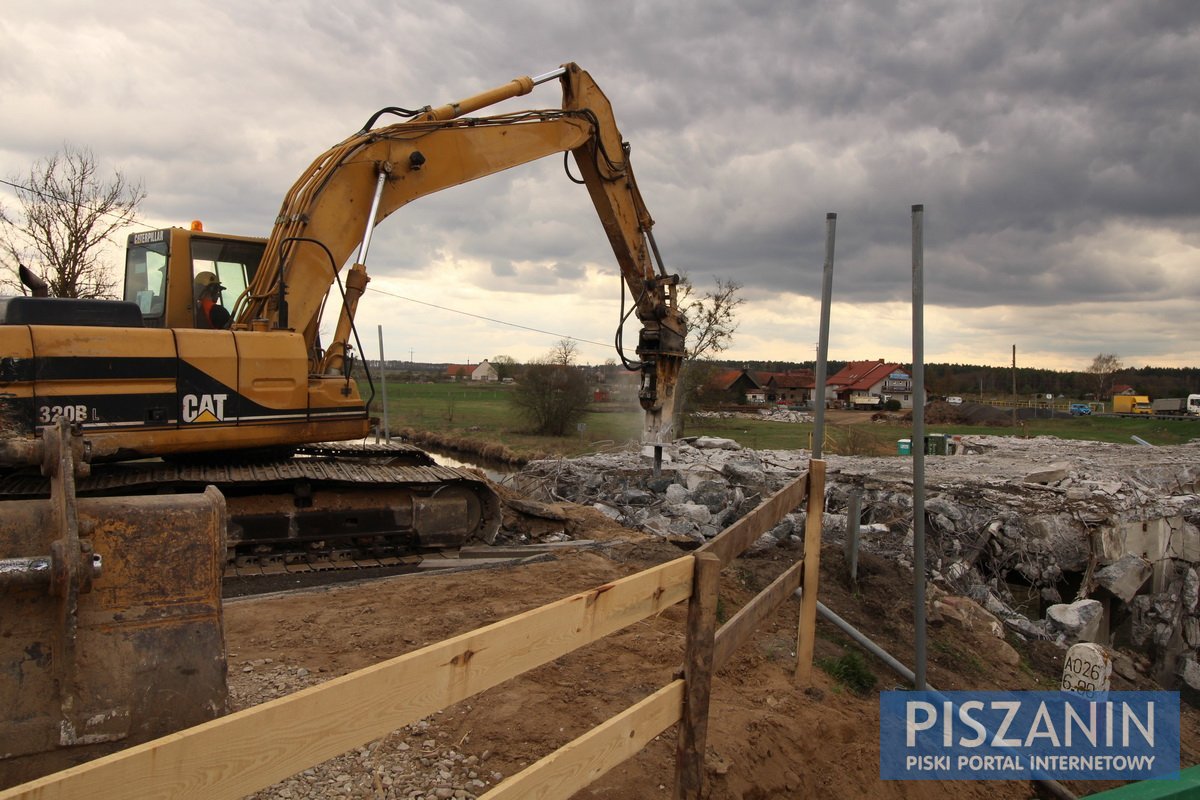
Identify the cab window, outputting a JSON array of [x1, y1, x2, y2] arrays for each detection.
[[190, 238, 263, 315], [124, 238, 169, 323]]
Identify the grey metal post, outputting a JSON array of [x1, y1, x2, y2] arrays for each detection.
[[911, 204, 927, 690], [378, 325, 390, 443], [845, 490, 861, 583], [812, 213, 836, 459]]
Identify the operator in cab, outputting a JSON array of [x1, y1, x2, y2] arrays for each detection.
[[194, 271, 231, 329]]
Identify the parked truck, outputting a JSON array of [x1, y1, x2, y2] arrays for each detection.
[[849, 393, 884, 409], [1112, 395, 1153, 415], [1152, 395, 1200, 417]]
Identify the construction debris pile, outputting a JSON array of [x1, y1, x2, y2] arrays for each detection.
[[514, 435, 1200, 689], [691, 408, 815, 423]]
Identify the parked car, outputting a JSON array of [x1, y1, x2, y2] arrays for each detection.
[[946, 396, 963, 405], [1069, 403, 1092, 416]]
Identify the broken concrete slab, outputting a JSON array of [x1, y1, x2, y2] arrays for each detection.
[[1023, 462, 1072, 485], [1047, 599, 1104, 643], [692, 436, 742, 450], [1094, 554, 1153, 602], [513, 436, 1200, 688]]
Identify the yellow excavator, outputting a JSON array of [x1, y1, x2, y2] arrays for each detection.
[[0, 63, 685, 783]]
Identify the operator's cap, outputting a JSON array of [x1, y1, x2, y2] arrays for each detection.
[[194, 271, 226, 291]]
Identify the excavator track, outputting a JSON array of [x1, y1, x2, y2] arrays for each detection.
[[0, 442, 502, 577]]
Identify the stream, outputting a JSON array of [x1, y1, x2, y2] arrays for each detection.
[[419, 445, 519, 483]]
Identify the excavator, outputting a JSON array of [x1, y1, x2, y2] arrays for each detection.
[[0, 63, 685, 784]]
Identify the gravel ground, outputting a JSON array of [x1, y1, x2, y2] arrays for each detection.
[[232, 660, 501, 800]]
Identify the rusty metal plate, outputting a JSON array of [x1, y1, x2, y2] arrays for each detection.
[[0, 487, 227, 787]]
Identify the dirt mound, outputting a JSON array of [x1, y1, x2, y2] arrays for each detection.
[[904, 401, 1014, 426]]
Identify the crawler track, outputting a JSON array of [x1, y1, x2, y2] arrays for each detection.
[[0, 441, 503, 573]]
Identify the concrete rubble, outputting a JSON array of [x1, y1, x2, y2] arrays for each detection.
[[513, 435, 1200, 689]]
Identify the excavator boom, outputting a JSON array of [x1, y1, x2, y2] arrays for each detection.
[[238, 63, 684, 442]]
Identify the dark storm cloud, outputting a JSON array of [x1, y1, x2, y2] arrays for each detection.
[[3, 0, 1196, 365], [373, 1, 1198, 312]]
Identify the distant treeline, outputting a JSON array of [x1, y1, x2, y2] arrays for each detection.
[[725, 360, 1200, 399], [358, 357, 1198, 399]]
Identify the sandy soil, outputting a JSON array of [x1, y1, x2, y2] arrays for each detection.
[[222, 501, 1200, 800]]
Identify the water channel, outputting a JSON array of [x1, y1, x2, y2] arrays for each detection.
[[419, 445, 519, 484]]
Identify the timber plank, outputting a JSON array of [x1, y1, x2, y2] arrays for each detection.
[[480, 680, 685, 800], [674, 553, 721, 799], [698, 473, 808, 567], [795, 460, 826, 682], [0, 556, 694, 800]]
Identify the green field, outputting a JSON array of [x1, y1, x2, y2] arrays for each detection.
[[364, 380, 1198, 461]]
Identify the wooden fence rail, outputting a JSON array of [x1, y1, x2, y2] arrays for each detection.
[[1, 464, 823, 800]]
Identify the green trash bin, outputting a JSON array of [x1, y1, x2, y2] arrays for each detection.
[[897, 438, 912, 455], [925, 433, 949, 455]]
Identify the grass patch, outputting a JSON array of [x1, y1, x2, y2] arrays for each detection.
[[817, 650, 878, 695], [360, 380, 1197, 460], [930, 638, 985, 676], [364, 380, 645, 460]]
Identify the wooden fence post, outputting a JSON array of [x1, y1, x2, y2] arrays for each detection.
[[673, 552, 721, 800], [794, 459, 826, 683]]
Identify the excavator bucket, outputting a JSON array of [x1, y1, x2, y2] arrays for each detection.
[[0, 421, 228, 788]]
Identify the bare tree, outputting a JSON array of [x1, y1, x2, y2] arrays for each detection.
[[1, 145, 145, 298], [679, 276, 744, 359], [1087, 353, 1123, 400], [549, 338, 579, 366], [490, 354, 518, 380], [510, 361, 591, 436], [672, 277, 745, 430]]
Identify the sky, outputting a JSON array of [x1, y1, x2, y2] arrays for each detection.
[[1, 1, 1197, 372]]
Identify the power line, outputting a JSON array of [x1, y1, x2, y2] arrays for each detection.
[[365, 285, 611, 350], [0, 177, 139, 226]]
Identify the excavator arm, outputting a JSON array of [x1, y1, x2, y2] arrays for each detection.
[[235, 63, 685, 444]]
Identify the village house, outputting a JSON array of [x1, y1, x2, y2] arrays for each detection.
[[825, 359, 918, 408], [708, 368, 816, 405], [764, 371, 815, 405], [445, 360, 499, 382]]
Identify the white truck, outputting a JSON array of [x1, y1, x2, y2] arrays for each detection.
[[1151, 395, 1200, 417]]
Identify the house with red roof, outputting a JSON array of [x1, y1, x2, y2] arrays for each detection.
[[765, 370, 815, 405], [825, 359, 919, 408], [711, 368, 768, 403], [706, 367, 820, 405], [445, 360, 499, 382]]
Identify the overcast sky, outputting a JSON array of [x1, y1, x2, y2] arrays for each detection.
[[2, 1, 1197, 371]]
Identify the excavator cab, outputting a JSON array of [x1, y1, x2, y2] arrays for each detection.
[[123, 226, 265, 330]]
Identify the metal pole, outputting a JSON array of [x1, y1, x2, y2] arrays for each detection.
[[911, 204, 927, 690], [1012, 345, 1017, 429], [812, 213, 836, 458], [378, 325, 390, 443], [845, 490, 861, 583]]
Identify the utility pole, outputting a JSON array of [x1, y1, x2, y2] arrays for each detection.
[[1012, 345, 1017, 429]]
